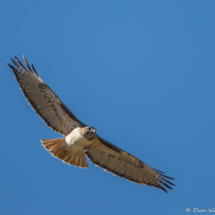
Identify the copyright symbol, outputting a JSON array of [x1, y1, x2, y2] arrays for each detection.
[[186, 208, 191, 212]]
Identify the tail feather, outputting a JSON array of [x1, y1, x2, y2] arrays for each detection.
[[69, 154, 77, 165], [41, 138, 88, 168], [50, 143, 62, 154], [80, 151, 86, 167], [44, 143, 57, 150], [53, 148, 63, 158], [63, 155, 71, 163], [76, 154, 81, 166]]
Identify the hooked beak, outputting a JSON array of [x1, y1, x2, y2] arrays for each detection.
[[89, 127, 96, 133]]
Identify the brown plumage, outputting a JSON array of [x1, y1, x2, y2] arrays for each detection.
[[8, 55, 175, 193], [41, 138, 88, 168]]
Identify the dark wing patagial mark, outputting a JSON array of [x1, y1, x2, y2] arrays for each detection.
[[8, 55, 85, 136], [85, 136, 175, 193]]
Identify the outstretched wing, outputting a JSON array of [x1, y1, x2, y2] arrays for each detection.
[[8, 55, 85, 136], [85, 137, 175, 192]]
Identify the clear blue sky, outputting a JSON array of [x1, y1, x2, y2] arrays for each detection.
[[1, 1, 215, 214]]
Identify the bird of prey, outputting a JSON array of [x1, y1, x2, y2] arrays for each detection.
[[8, 55, 175, 193]]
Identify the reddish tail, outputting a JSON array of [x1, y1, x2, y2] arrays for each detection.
[[41, 137, 88, 168]]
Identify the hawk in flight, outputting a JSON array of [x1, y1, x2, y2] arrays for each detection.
[[8, 56, 175, 192]]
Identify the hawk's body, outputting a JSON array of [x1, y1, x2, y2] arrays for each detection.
[[8, 56, 175, 192]]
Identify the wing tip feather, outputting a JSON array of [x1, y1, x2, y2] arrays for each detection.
[[7, 63, 15, 70]]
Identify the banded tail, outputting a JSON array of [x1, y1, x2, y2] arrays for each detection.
[[41, 138, 88, 168]]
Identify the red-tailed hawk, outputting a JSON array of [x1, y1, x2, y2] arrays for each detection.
[[8, 55, 175, 192]]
